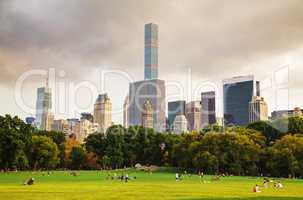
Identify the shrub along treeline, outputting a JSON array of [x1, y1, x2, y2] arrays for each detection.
[[1, 114, 303, 178]]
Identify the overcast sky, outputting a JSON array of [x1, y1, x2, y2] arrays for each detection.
[[0, 0, 303, 123]]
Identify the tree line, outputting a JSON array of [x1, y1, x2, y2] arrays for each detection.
[[0, 114, 303, 178]]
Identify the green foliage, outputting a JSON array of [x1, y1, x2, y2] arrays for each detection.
[[35, 130, 66, 167], [29, 135, 60, 169], [69, 146, 86, 170], [265, 135, 303, 177], [1, 113, 303, 178], [0, 115, 32, 170]]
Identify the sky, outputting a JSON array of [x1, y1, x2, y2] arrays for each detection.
[[0, 0, 303, 124]]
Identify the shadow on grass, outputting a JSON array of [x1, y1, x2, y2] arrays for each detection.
[[181, 197, 303, 200]]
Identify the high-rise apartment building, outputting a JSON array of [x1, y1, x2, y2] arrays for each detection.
[[249, 96, 268, 123], [46, 113, 54, 131], [144, 23, 158, 80], [173, 114, 188, 134], [51, 119, 69, 134], [94, 93, 112, 134], [186, 101, 201, 131], [168, 101, 186, 131], [35, 80, 52, 130], [141, 100, 153, 128], [67, 118, 80, 137], [128, 23, 166, 132], [128, 79, 166, 132], [201, 92, 216, 128], [223, 75, 260, 126], [78, 119, 99, 143]]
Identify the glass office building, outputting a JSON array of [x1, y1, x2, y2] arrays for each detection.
[[201, 91, 216, 128], [35, 87, 52, 130], [128, 79, 166, 132], [168, 101, 186, 130], [223, 75, 260, 126], [144, 23, 158, 80]]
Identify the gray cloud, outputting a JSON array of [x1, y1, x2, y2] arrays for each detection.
[[1, 0, 303, 84]]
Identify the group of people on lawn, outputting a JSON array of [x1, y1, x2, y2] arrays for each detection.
[[253, 178, 284, 193]]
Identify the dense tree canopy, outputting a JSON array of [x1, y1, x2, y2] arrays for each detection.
[[1, 114, 303, 178]]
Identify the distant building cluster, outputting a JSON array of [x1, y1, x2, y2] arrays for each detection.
[[26, 23, 302, 140]]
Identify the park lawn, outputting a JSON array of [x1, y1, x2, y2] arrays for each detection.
[[0, 170, 302, 200]]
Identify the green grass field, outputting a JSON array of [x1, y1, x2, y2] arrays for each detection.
[[0, 170, 302, 200]]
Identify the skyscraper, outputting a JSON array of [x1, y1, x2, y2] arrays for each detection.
[[128, 23, 166, 132], [144, 23, 158, 80], [185, 101, 201, 131], [142, 100, 153, 128], [249, 96, 268, 123], [201, 92, 216, 128], [223, 75, 260, 126], [128, 79, 166, 132], [168, 101, 186, 130], [93, 93, 112, 134], [35, 79, 52, 130]]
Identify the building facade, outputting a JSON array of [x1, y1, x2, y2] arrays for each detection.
[[249, 96, 269, 123], [93, 94, 112, 134], [51, 119, 69, 134], [168, 101, 186, 131], [144, 23, 158, 80], [201, 91, 216, 128], [142, 100, 153, 128], [223, 75, 260, 126], [271, 107, 303, 120], [81, 113, 94, 123], [46, 113, 54, 131], [35, 85, 52, 130], [128, 79, 166, 132], [186, 101, 201, 131], [78, 119, 99, 143], [173, 114, 188, 134]]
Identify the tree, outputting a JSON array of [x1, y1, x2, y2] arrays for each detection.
[[70, 147, 86, 170], [84, 133, 106, 165], [104, 125, 125, 168], [247, 121, 279, 144], [29, 136, 59, 169], [266, 135, 303, 177], [0, 115, 33, 170], [65, 137, 81, 164], [193, 151, 218, 174], [35, 130, 66, 167]]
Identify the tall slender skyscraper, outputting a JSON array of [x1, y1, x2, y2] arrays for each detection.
[[35, 79, 52, 130], [223, 75, 260, 126], [144, 23, 158, 80], [128, 23, 166, 132]]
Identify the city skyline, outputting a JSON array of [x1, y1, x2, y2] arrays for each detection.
[[0, 0, 303, 124]]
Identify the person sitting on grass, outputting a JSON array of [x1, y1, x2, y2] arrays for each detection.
[[176, 173, 180, 181], [253, 184, 261, 193], [24, 178, 35, 185], [125, 174, 129, 182], [275, 181, 283, 189]]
